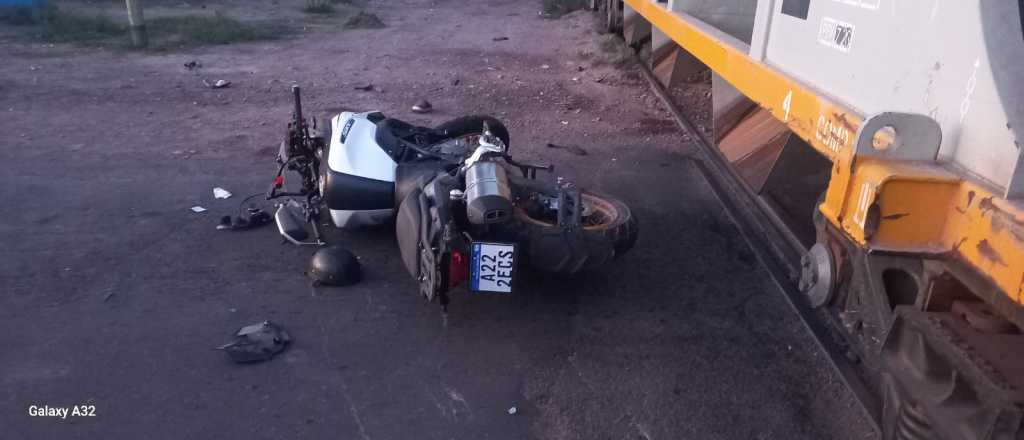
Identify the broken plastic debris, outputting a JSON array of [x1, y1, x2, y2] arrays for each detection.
[[216, 321, 291, 363], [213, 187, 232, 199], [507, 406, 518, 415], [190, 206, 207, 213], [411, 99, 433, 114], [202, 79, 231, 89]]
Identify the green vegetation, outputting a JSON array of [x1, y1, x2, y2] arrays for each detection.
[[148, 15, 282, 47], [541, 0, 588, 18], [0, 5, 282, 48], [303, 0, 336, 15], [0, 5, 125, 43]]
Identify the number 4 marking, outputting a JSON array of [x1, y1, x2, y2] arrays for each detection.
[[782, 90, 793, 121]]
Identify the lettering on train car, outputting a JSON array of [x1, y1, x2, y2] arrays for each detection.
[[819, 17, 855, 52]]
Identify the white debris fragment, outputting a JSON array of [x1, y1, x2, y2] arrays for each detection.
[[507, 406, 517, 415], [213, 187, 232, 199], [202, 79, 232, 89], [190, 206, 207, 213]]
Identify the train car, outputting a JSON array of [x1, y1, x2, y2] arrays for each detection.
[[597, 1, 1024, 438]]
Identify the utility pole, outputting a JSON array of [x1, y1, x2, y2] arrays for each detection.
[[125, 0, 148, 48]]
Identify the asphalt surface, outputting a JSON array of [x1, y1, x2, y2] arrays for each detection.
[[0, 1, 876, 438]]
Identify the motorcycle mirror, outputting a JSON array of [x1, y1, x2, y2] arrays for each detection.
[[274, 203, 311, 245]]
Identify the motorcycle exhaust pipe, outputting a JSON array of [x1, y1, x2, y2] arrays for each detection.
[[464, 161, 512, 224]]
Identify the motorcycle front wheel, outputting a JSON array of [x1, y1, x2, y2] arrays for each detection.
[[514, 191, 638, 274]]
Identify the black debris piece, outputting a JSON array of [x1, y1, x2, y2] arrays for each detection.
[[217, 208, 271, 231], [545, 142, 588, 156]]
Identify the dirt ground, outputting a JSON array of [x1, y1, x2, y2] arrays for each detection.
[[1, 1, 878, 438]]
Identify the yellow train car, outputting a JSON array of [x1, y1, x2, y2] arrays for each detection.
[[599, 1, 1024, 438]]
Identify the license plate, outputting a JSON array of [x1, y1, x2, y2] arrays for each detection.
[[470, 242, 516, 293]]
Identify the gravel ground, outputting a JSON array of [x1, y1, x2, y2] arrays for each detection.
[[0, 1, 877, 438]]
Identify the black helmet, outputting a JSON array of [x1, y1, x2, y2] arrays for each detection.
[[308, 246, 362, 286]]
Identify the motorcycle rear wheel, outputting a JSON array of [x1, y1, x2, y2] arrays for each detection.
[[515, 191, 638, 274]]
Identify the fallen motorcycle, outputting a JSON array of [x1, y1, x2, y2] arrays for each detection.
[[267, 86, 637, 307]]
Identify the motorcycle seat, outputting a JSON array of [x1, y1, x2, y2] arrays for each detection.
[[374, 118, 436, 159]]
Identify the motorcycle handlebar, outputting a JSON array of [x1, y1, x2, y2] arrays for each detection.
[[292, 85, 304, 126]]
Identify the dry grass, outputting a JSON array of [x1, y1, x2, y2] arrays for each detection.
[[343, 11, 385, 29], [594, 34, 635, 66]]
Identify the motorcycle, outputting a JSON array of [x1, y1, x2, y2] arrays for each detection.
[[268, 86, 638, 307]]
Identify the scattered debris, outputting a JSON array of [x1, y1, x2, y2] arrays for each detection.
[[344, 11, 386, 30], [353, 83, 376, 92], [541, 64, 550, 69], [172, 149, 199, 159], [411, 99, 433, 114], [217, 208, 271, 231], [492, 36, 509, 42], [213, 187, 232, 199], [546, 142, 588, 156], [577, 65, 585, 72], [451, 78, 461, 86], [203, 79, 231, 89], [507, 406, 518, 415], [184, 60, 200, 70], [190, 206, 207, 213], [102, 291, 115, 302], [216, 321, 291, 363]]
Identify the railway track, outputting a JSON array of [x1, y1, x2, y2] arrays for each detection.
[[634, 55, 884, 432]]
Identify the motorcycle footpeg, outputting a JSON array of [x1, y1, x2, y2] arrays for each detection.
[[557, 187, 583, 230]]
